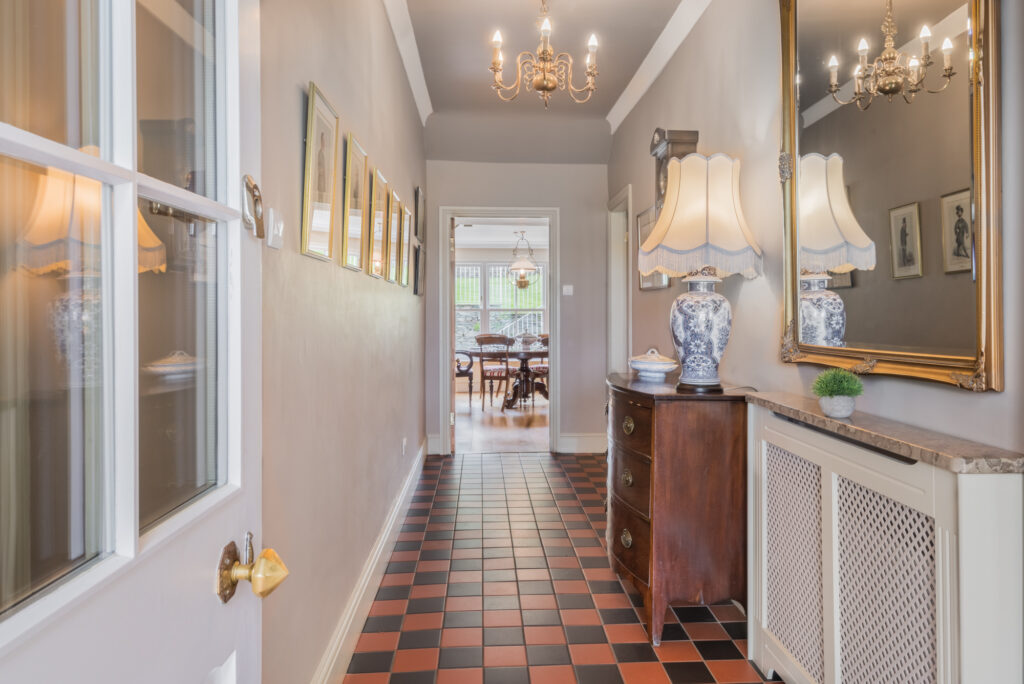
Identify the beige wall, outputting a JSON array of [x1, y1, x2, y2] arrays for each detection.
[[425, 161, 610, 445], [608, 0, 1024, 452], [801, 73, 975, 353], [259, 0, 426, 681]]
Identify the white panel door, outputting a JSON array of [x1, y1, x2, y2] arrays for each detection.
[[0, 0, 265, 681]]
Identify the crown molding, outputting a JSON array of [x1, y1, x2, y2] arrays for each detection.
[[382, 0, 433, 126], [606, 0, 712, 134]]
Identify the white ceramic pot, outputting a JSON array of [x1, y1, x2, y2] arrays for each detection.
[[819, 395, 856, 419]]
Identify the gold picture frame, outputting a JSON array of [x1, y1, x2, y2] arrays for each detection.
[[401, 205, 413, 287], [300, 82, 339, 261], [888, 202, 923, 280], [370, 169, 388, 278], [778, 0, 1003, 391], [342, 134, 368, 270], [387, 191, 401, 283], [941, 188, 973, 273]]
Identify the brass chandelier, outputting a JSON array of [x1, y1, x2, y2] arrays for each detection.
[[489, 0, 598, 108], [827, 0, 956, 109]]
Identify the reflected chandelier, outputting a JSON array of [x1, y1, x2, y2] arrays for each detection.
[[489, 0, 598, 108], [827, 0, 956, 109]]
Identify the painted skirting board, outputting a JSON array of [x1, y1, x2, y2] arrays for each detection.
[[310, 441, 427, 684], [555, 433, 607, 454]]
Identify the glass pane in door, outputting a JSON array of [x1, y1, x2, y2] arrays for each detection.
[[137, 199, 218, 530], [136, 0, 217, 198], [0, 0, 102, 152], [0, 154, 105, 615]]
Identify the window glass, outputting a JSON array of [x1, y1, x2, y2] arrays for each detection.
[[0, 0, 102, 152], [488, 311, 545, 339], [0, 154, 105, 615], [455, 264, 481, 307], [455, 311, 482, 351], [137, 198, 218, 530], [488, 264, 546, 309], [136, 0, 217, 197]]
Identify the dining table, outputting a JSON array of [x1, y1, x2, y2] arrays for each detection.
[[464, 344, 548, 410]]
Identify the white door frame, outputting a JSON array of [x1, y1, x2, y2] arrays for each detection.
[[437, 206, 560, 455], [606, 185, 632, 373]]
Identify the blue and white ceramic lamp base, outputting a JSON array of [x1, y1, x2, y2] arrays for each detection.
[[670, 276, 732, 392], [799, 274, 846, 347]]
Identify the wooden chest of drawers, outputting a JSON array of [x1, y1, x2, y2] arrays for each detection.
[[606, 373, 747, 645]]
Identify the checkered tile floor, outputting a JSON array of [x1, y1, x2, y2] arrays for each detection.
[[344, 452, 782, 684]]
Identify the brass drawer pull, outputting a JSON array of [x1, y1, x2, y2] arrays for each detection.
[[622, 416, 635, 435], [620, 528, 633, 549], [620, 468, 634, 488]]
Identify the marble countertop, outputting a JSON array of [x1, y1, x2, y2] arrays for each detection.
[[747, 392, 1024, 475]]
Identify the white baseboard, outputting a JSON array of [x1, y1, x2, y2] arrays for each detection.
[[555, 433, 607, 454], [310, 441, 427, 684], [426, 433, 443, 455]]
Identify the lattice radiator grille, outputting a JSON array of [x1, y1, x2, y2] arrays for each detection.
[[836, 476, 937, 683], [764, 443, 825, 684]]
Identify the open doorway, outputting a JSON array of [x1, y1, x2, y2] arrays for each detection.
[[452, 218, 551, 453]]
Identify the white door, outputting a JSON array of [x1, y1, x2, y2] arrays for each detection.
[[607, 186, 632, 373], [0, 1, 266, 681]]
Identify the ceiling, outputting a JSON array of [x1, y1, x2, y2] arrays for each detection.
[[798, 0, 968, 110], [407, 0, 681, 118]]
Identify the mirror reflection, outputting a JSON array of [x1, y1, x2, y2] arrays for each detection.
[[796, 0, 975, 355]]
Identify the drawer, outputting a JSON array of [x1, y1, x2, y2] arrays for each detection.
[[609, 446, 651, 519], [608, 495, 651, 583], [609, 391, 652, 455]]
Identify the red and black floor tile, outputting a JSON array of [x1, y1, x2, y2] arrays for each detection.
[[343, 452, 782, 684]]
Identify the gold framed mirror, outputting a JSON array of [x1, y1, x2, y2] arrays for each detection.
[[779, 0, 1002, 391]]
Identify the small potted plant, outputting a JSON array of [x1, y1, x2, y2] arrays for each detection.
[[812, 368, 863, 419]]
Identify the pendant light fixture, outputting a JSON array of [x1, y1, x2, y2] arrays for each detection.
[[507, 230, 539, 290]]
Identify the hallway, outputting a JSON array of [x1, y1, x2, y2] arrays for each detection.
[[344, 453, 778, 683]]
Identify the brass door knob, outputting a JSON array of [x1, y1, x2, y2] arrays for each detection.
[[622, 416, 635, 435], [620, 469, 634, 488], [620, 528, 633, 549], [217, 532, 290, 603]]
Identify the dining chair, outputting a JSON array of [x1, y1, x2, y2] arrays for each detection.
[[529, 334, 549, 408], [474, 334, 512, 411], [454, 350, 474, 411]]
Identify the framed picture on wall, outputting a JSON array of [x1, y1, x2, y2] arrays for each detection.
[[888, 202, 923, 279], [370, 169, 388, 277], [413, 243, 426, 296], [341, 134, 368, 270], [401, 206, 413, 287], [414, 186, 425, 240], [387, 192, 401, 282], [637, 206, 669, 290], [300, 82, 339, 261], [940, 188, 973, 273]]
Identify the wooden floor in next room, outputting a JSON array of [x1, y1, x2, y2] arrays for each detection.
[[343, 452, 782, 684]]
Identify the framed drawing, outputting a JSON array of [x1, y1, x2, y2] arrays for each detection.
[[637, 206, 669, 290], [342, 134, 368, 270], [387, 191, 401, 282], [889, 202, 922, 279], [940, 188, 973, 273], [414, 186, 425, 240], [413, 243, 425, 296], [370, 169, 388, 277], [401, 206, 413, 286], [300, 82, 338, 260]]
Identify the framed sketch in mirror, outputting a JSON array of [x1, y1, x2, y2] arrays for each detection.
[[941, 188, 973, 273], [637, 206, 669, 291], [778, 0, 1002, 391]]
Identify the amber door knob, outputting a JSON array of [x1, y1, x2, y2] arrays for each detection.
[[217, 532, 290, 603]]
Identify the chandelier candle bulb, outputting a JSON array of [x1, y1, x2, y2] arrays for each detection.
[[909, 57, 921, 84], [828, 56, 839, 86], [540, 17, 551, 38], [919, 25, 931, 59], [858, 38, 869, 69], [943, 38, 954, 69]]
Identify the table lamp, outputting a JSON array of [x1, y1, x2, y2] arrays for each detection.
[[798, 153, 876, 347], [638, 153, 762, 392]]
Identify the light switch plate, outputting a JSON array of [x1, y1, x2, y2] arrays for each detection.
[[266, 207, 284, 249], [562, 284, 574, 296]]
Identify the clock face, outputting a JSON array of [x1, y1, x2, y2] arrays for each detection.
[[658, 163, 668, 197]]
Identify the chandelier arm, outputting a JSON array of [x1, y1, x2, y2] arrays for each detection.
[[553, 53, 596, 103], [491, 52, 537, 101], [925, 72, 956, 94]]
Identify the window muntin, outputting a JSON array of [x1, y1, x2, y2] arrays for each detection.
[[455, 262, 547, 345], [0, 153, 106, 616]]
